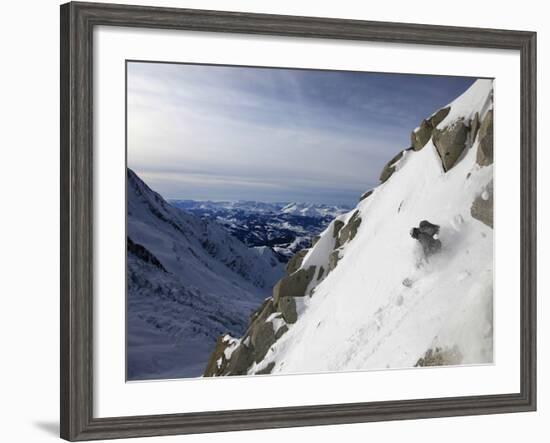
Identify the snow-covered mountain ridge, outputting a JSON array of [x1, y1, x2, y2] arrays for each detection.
[[204, 79, 494, 377], [127, 169, 283, 380]]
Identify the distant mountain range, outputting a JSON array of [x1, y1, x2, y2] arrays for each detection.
[[169, 200, 350, 261]]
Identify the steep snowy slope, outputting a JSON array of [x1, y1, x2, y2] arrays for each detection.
[[205, 79, 494, 377], [127, 169, 283, 380]]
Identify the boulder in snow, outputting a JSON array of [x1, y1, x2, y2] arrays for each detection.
[[470, 112, 481, 145], [328, 249, 341, 272], [411, 120, 432, 151], [272, 266, 316, 304], [255, 362, 275, 375], [224, 342, 255, 375], [359, 189, 374, 202], [432, 119, 469, 171], [471, 181, 493, 228], [249, 298, 274, 324], [476, 110, 493, 167], [310, 235, 321, 248], [286, 249, 308, 275], [250, 321, 278, 363], [379, 150, 406, 183], [415, 345, 463, 367], [333, 220, 345, 238], [336, 210, 362, 247], [411, 106, 451, 151], [203, 335, 231, 377], [277, 296, 298, 324]]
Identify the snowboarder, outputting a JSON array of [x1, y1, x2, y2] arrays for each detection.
[[410, 220, 441, 258]]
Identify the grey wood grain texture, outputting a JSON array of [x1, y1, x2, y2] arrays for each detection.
[[60, 2, 537, 441]]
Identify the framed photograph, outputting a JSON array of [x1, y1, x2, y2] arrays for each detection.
[[60, 1, 537, 441]]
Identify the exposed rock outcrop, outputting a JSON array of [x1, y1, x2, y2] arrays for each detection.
[[432, 119, 469, 171], [278, 296, 298, 324], [476, 110, 493, 166], [328, 249, 341, 272], [286, 249, 308, 275], [336, 210, 362, 247], [203, 335, 231, 377], [310, 235, 321, 247], [250, 319, 280, 363], [256, 362, 275, 375], [415, 345, 463, 367], [273, 266, 316, 304], [471, 181, 493, 228], [359, 189, 373, 202], [379, 150, 407, 183], [224, 342, 255, 375], [470, 112, 481, 144], [411, 107, 450, 151], [333, 220, 345, 238]]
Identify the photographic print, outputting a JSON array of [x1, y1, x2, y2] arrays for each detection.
[[126, 62, 494, 381]]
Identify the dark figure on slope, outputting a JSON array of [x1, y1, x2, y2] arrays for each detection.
[[410, 220, 441, 258]]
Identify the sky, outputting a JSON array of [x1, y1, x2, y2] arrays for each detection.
[[127, 62, 476, 206]]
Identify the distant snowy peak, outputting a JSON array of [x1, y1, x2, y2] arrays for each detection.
[[205, 79, 494, 377], [170, 200, 284, 214], [280, 202, 350, 218], [170, 199, 350, 218]]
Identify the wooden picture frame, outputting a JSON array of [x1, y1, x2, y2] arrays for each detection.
[[60, 1, 537, 440]]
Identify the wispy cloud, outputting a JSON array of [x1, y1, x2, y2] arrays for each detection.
[[128, 62, 475, 205]]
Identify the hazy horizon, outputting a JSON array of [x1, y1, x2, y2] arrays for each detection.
[[128, 62, 476, 206]]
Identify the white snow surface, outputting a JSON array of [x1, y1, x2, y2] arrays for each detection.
[[437, 78, 493, 129], [249, 80, 494, 375]]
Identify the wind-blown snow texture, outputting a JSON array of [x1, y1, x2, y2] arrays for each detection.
[[127, 169, 283, 380], [211, 79, 494, 376]]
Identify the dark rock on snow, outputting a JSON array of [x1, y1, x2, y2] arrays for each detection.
[[336, 210, 362, 247], [432, 119, 469, 171], [286, 249, 308, 275], [333, 220, 345, 238], [224, 343, 254, 375], [272, 266, 316, 304], [277, 296, 298, 324], [471, 181, 493, 228], [250, 321, 278, 363], [359, 189, 373, 202], [203, 336, 231, 377], [410, 106, 451, 151], [379, 150, 406, 183], [328, 250, 341, 272], [415, 345, 462, 367], [256, 362, 275, 375], [476, 110, 493, 167]]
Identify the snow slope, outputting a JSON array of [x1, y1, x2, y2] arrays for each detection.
[[208, 79, 494, 376], [127, 169, 283, 380]]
